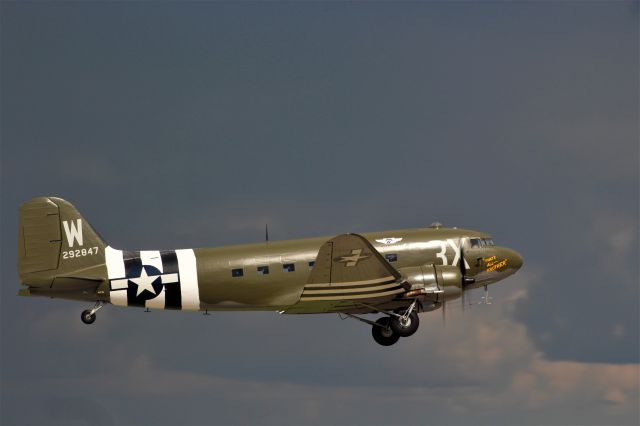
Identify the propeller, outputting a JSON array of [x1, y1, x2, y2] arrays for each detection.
[[460, 245, 466, 312], [442, 238, 475, 325], [459, 238, 473, 311]]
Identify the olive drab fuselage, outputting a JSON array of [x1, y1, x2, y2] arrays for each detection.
[[17, 197, 523, 345]]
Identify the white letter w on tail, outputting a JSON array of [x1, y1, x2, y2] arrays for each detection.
[[63, 219, 83, 247]]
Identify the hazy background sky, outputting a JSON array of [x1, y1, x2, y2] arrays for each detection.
[[1, 1, 638, 425]]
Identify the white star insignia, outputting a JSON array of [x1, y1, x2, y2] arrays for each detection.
[[130, 268, 159, 297]]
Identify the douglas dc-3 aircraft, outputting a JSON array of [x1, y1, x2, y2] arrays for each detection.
[[18, 197, 523, 346]]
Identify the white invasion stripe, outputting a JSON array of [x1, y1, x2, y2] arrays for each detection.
[[300, 288, 405, 302], [302, 282, 401, 295], [110, 278, 129, 290], [176, 249, 200, 311], [145, 287, 165, 310], [105, 246, 125, 279], [305, 276, 396, 288], [161, 273, 179, 284], [110, 290, 128, 306], [140, 250, 163, 272], [106, 246, 127, 307]]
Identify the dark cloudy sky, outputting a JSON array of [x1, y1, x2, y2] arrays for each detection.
[[1, 2, 638, 425]]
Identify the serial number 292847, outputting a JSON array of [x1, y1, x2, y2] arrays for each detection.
[[62, 246, 99, 259]]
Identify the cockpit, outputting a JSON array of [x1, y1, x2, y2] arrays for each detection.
[[470, 238, 495, 248]]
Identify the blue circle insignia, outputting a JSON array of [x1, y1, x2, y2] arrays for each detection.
[[126, 264, 163, 301]]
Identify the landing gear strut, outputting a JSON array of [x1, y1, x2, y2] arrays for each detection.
[[341, 299, 421, 346], [389, 300, 420, 337], [81, 301, 103, 325]]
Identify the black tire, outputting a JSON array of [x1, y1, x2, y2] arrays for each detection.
[[372, 317, 400, 346], [81, 310, 96, 325], [390, 311, 419, 337]]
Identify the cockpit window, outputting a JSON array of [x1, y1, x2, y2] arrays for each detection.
[[471, 238, 495, 248]]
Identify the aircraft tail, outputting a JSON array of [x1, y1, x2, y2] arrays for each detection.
[[18, 197, 108, 288]]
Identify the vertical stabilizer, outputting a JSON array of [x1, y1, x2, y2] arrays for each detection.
[[18, 197, 107, 287]]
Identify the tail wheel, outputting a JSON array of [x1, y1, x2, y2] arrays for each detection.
[[371, 317, 400, 346], [390, 311, 419, 337], [81, 310, 96, 325]]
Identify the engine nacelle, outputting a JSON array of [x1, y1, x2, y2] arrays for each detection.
[[398, 265, 462, 302]]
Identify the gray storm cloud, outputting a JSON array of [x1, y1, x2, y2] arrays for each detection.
[[1, 1, 638, 425]]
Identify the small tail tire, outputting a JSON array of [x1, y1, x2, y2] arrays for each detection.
[[81, 310, 96, 325], [390, 311, 419, 337], [372, 317, 400, 346]]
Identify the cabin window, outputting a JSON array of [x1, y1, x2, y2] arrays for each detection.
[[385, 254, 397, 263], [283, 263, 295, 272], [231, 268, 244, 278], [257, 266, 269, 275], [308, 261, 315, 270]]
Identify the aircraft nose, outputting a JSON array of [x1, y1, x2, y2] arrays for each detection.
[[505, 248, 523, 272]]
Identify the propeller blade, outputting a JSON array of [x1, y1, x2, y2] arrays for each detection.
[[459, 241, 466, 275], [461, 288, 466, 312], [460, 239, 466, 312]]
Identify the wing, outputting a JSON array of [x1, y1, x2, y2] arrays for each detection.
[[284, 233, 408, 313]]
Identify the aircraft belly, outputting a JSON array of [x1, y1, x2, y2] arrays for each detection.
[[196, 281, 305, 310], [196, 283, 304, 311]]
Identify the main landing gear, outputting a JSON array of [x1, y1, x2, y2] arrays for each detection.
[[81, 301, 104, 324], [344, 299, 421, 346]]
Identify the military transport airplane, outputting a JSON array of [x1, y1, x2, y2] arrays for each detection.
[[17, 197, 523, 346]]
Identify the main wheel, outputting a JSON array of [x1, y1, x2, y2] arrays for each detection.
[[371, 317, 400, 346], [390, 311, 419, 337], [81, 310, 96, 325]]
